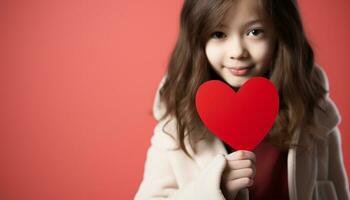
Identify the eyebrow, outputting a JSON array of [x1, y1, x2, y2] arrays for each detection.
[[219, 19, 263, 29]]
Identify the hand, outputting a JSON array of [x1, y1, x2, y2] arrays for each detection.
[[220, 150, 256, 200]]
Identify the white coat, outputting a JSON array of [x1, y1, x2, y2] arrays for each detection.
[[135, 67, 350, 200]]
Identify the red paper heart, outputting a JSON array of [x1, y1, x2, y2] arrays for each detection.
[[195, 77, 279, 151]]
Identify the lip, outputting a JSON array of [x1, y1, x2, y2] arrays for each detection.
[[226, 65, 253, 76], [226, 65, 253, 70]]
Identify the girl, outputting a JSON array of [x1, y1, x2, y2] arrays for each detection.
[[135, 0, 350, 199]]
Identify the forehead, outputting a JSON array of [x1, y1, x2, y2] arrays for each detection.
[[221, 0, 266, 26]]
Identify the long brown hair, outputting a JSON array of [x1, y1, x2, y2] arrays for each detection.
[[157, 0, 327, 157]]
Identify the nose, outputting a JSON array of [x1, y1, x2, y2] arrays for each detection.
[[227, 36, 248, 60]]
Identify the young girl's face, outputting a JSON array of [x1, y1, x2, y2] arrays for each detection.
[[205, 0, 276, 90]]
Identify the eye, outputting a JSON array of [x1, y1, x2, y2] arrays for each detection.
[[210, 31, 226, 39], [247, 28, 265, 37]]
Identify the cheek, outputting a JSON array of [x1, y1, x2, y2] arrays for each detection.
[[205, 45, 222, 67], [249, 42, 274, 64]]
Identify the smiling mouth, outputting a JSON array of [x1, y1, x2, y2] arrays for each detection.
[[227, 66, 254, 76]]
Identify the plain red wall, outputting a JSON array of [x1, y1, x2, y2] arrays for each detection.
[[0, 1, 349, 199]]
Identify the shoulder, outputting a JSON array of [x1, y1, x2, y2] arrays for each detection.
[[150, 75, 181, 150], [313, 63, 330, 94], [151, 117, 180, 150], [152, 75, 167, 121], [310, 64, 341, 136]]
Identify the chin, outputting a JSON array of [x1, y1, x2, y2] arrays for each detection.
[[225, 77, 249, 90]]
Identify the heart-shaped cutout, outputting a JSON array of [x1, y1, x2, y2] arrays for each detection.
[[195, 77, 279, 151]]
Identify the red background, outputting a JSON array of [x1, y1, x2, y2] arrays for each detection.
[[0, 1, 349, 199]]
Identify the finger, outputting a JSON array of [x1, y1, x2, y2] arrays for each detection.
[[225, 177, 254, 191], [224, 168, 255, 181], [226, 159, 254, 170], [225, 150, 256, 163]]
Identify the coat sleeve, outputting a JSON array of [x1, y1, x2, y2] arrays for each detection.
[[134, 128, 228, 200], [328, 127, 350, 199], [134, 76, 228, 200]]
